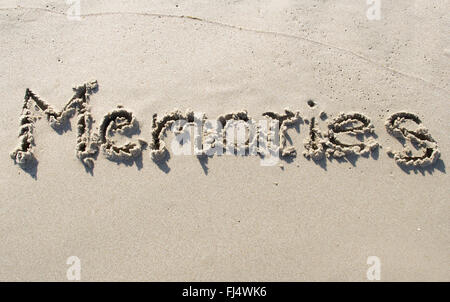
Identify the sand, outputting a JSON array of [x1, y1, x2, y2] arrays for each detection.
[[0, 0, 448, 281]]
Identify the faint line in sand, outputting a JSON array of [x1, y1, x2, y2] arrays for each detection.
[[0, 6, 448, 94]]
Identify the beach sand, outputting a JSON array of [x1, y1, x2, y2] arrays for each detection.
[[0, 0, 448, 281]]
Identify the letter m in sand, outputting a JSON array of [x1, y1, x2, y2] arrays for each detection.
[[10, 81, 99, 173]]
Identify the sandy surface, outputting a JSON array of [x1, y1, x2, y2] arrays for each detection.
[[0, 0, 448, 281]]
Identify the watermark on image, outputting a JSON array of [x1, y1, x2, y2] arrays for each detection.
[[66, 256, 81, 281], [366, 0, 381, 20], [366, 256, 381, 280], [66, 0, 81, 21], [170, 114, 281, 166]]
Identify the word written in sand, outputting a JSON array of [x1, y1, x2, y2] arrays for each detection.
[[10, 81, 441, 171]]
